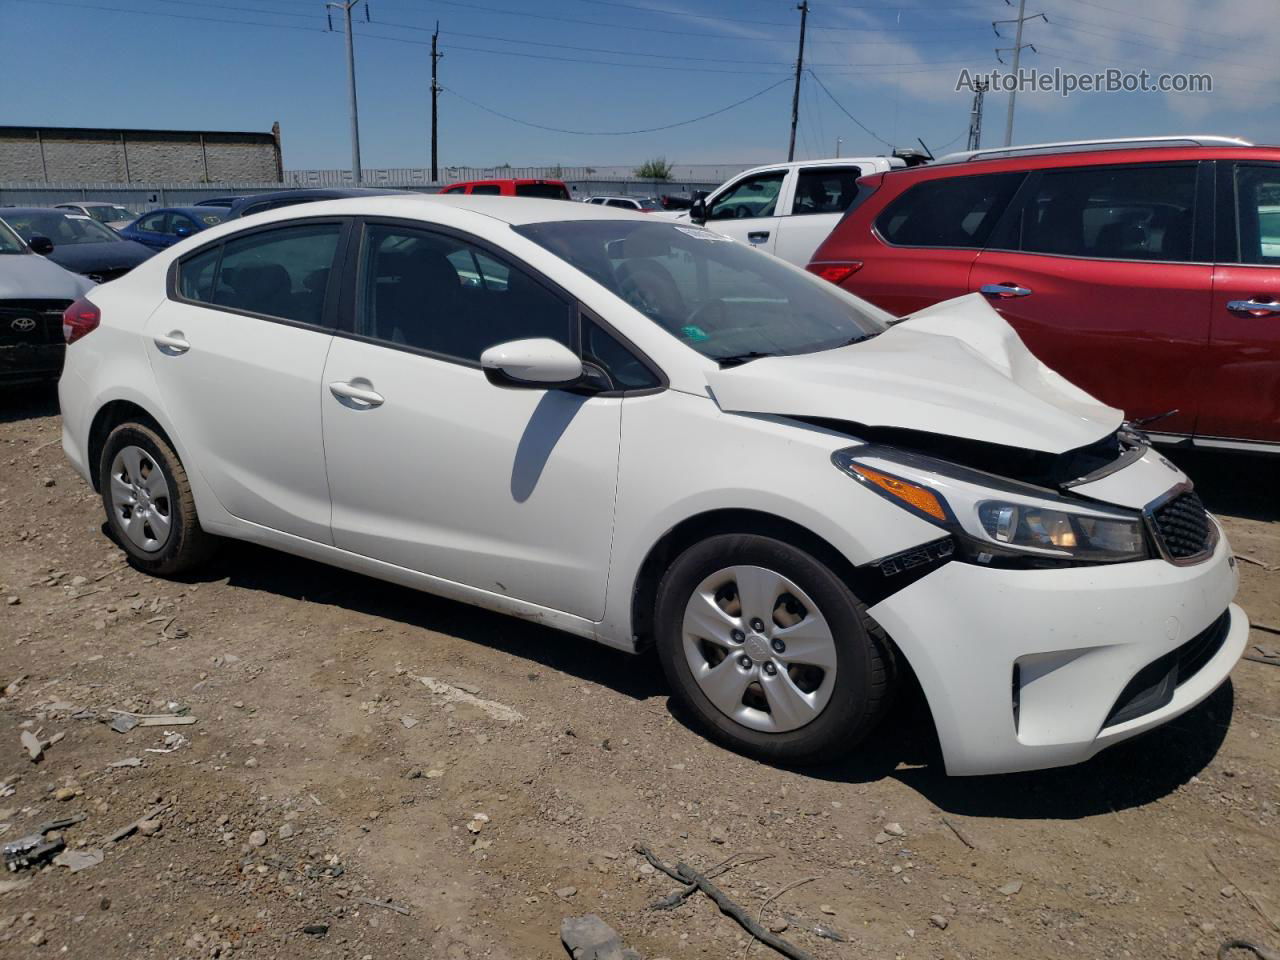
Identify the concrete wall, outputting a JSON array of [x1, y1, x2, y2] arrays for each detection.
[[0, 127, 282, 184]]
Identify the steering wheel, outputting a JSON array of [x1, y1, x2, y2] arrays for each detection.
[[733, 204, 753, 219]]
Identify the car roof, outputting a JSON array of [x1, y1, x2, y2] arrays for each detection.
[[165, 206, 231, 215], [59, 201, 124, 208], [235, 193, 652, 227], [731, 156, 898, 179], [445, 178, 567, 187], [0, 207, 78, 216]]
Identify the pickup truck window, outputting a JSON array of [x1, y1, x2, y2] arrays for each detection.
[[792, 167, 862, 216], [708, 171, 785, 221]]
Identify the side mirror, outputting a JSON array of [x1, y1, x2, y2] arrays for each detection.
[[480, 338, 584, 389], [690, 197, 707, 225], [28, 235, 54, 256], [173, 225, 194, 238]]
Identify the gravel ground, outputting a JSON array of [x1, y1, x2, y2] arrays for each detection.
[[1, 383, 1277, 959]]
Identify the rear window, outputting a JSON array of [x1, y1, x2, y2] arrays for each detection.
[[516, 182, 571, 201], [875, 172, 1024, 248]]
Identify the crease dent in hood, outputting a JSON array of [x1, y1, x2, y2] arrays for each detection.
[[705, 292, 1123, 455], [0, 253, 95, 300]]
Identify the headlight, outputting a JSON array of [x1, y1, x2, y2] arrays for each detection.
[[833, 447, 1151, 566]]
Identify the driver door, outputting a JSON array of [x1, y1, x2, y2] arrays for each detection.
[[702, 169, 788, 255]]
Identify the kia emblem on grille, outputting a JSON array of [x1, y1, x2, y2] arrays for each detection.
[[10, 316, 37, 333]]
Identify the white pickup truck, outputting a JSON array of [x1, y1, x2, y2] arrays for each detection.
[[668, 156, 906, 266]]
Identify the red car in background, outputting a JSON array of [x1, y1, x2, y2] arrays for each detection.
[[807, 137, 1280, 450], [439, 178, 571, 200]]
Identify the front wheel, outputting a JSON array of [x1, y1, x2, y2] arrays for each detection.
[[100, 422, 213, 576], [655, 534, 894, 765]]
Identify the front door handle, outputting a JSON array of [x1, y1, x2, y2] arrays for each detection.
[[153, 331, 190, 354], [980, 282, 1033, 298], [747, 230, 771, 244], [1226, 298, 1280, 316], [329, 380, 384, 408]]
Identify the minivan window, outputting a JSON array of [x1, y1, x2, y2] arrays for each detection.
[[792, 167, 862, 216], [876, 172, 1023, 247], [1232, 164, 1280, 265], [178, 223, 341, 326], [357, 224, 574, 363], [516, 220, 886, 363], [1013, 164, 1196, 262]]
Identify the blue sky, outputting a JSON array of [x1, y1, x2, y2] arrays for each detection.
[[6, 0, 1277, 170]]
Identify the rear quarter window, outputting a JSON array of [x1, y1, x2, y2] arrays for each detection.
[[875, 172, 1024, 248]]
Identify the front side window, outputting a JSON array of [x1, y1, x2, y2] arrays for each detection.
[[356, 224, 574, 363], [0, 218, 26, 254], [1011, 164, 1197, 261], [136, 212, 167, 233], [876, 172, 1024, 247], [516, 220, 886, 363], [177, 223, 341, 326], [791, 167, 862, 216], [1232, 164, 1280, 265], [707, 171, 786, 221]]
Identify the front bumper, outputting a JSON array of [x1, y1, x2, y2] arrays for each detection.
[[869, 524, 1246, 775]]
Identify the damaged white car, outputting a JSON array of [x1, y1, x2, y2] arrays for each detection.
[[58, 197, 1247, 775]]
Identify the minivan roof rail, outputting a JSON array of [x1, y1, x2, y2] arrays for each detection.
[[934, 135, 1253, 164]]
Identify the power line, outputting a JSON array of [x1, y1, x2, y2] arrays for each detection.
[[441, 78, 790, 136], [13, 0, 328, 33], [806, 69, 893, 149], [1062, 0, 1243, 43]]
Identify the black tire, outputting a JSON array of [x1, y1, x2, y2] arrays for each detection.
[[655, 533, 894, 765], [99, 422, 214, 577]]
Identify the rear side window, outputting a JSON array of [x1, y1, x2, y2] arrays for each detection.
[[177, 223, 342, 326], [876, 172, 1023, 247], [1009, 164, 1197, 262], [792, 166, 862, 216], [516, 183, 571, 200], [470, 184, 501, 195], [136, 212, 167, 233], [1231, 164, 1280, 265]]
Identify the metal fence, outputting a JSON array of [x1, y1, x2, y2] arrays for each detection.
[[286, 163, 751, 187]]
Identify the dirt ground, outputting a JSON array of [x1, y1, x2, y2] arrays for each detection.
[[1, 383, 1277, 960]]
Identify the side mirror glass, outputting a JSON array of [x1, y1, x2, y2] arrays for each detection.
[[173, 225, 194, 238], [690, 197, 707, 225], [28, 235, 54, 256], [480, 338, 585, 390]]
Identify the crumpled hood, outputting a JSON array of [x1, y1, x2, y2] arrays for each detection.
[[0, 253, 95, 300], [705, 293, 1123, 455]]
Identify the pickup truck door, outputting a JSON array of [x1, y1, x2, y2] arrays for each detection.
[[772, 164, 864, 266], [701, 169, 787, 255]]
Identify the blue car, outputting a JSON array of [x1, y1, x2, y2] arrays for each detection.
[[118, 206, 229, 250]]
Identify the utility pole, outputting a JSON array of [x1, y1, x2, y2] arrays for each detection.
[[835, 136, 843, 158], [967, 78, 989, 151], [431, 21, 442, 183], [994, 0, 1045, 147], [787, 1, 809, 162], [326, 0, 367, 184]]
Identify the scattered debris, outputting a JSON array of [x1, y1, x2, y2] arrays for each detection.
[[1218, 940, 1280, 960], [107, 757, 143, 769], [1245, 644, 1280, 667], [20, 729, 62, 762], [1235, 553, 1279, 572], [1209, 854, 1280, 933], [108, 709, 197, 728], [109, 714, 139, 734], [136, 819, 162, 837], [400, 715, 419, 729], [3, 815, 84, 872], [559, 914, 641, 960], [53, 846, 104, 872], [249, 830, 268, 847], [942, 816, 976, 849], [301, 923, 329, 938], [810, 923, 847, 943], [412, 675, 525, 722], [2, 675, 25, 698], [998, 880, 1024, 896], [145, 731, 189, 753], [930, 914, 950, 930], [646, 849, 773, 911], [356, 896, 411, 916], [882, 822, 906, 837], [106, 804, 168, 844], [467, 813, 490, 834], [555, 886, 579, 900]]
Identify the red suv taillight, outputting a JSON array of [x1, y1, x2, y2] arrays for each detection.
[[62, 297, 100, 345], [806, 261, 863, 286]]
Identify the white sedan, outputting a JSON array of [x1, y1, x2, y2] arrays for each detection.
[[57, 195, 1247, 775]]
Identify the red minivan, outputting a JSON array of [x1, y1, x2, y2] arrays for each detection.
[[808, 138, 1280, 450], [439, 178, 571, 200]]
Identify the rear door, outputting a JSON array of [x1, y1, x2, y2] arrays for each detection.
[[968, 162, 1210, 432], [1201, 160, 1280, 443], [145, 219, 348, 542], [702, 169, 787, 254], [131, 211, 171, 249], [848, 170, 1024, 315], [772, 164, 862, 266]]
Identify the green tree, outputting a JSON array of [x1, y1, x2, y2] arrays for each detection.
[[635, 157, 673, 180]]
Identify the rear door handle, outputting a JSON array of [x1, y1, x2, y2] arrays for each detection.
[[1226, 298, 1280, 316], [328, 380, 384, 408], [153, 332, 190, 354], [980, 282, 1033, 298], [747, 230, 771, 244]]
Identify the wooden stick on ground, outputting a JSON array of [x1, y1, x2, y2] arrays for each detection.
[[942, 816, 977, 850], [1209, 853, 1280, 933], [639, 845, 772, 910], [675, 861, 816, 960], [741, 876, 817, 959]]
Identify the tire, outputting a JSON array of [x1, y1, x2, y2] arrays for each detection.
[[655, 533, 894, 765], [99, 422, 214, 577]]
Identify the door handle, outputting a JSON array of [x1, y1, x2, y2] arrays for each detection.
[[980, 282, 1033, 298], [1226, 298, 1280, 316], [328, 380, 384, 408], [747, 230, 771, 244], [153, 331, 190, 354]]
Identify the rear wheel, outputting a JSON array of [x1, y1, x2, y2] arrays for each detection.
[[100, 422, 213, 576], [655, 533, 893, 764]]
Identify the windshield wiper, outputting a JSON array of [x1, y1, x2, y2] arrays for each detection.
[[715, 351, 775, 367]]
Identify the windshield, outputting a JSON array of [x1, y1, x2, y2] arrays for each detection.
[[515, 182, 571, 200], [86, 205, 136, 223], [0, 218, 26, 253], [4, 211, 120, 245], [516, 220, 887, 362]]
